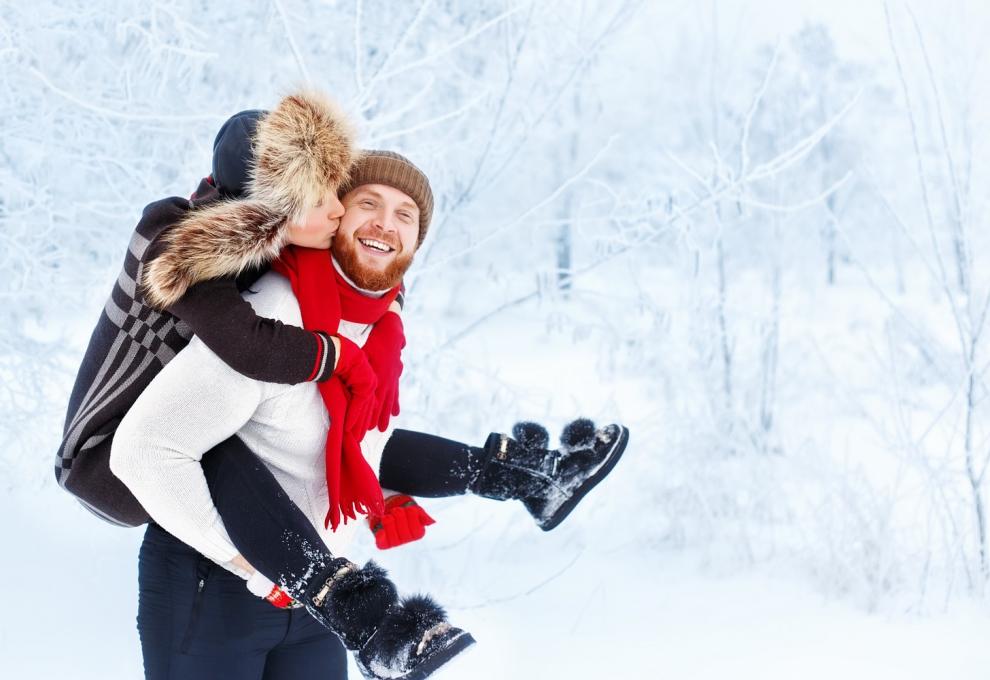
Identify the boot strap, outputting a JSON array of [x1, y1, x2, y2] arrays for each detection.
[[311, 561, 358, 608], [495, 433, 561, 478]]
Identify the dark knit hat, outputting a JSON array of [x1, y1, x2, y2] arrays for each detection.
[[340, 150, 434, 247], [212, 109, 265, 198]]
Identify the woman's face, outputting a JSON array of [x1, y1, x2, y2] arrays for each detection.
[[285, 190, 346, 250]]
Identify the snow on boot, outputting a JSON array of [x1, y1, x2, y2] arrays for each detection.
[[301, 559, 399, 649], [299, 560, 474, 679], [357, 595, 476, 680], [470, 419, 630, 531]]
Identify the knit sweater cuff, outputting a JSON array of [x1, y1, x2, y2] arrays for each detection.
[[310, 331, 336, 382]]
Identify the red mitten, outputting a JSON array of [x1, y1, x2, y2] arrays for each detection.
[[367, 494, 436, 550], [333, 335, 378, 435], [362, 312, 406, 432]]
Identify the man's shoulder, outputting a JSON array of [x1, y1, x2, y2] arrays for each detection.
[[242, 271, 302, 326]]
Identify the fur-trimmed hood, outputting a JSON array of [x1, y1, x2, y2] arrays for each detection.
[[142, 91, 357, 310]]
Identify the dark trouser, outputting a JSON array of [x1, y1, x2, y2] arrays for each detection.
[[137, 523, 347, 680]]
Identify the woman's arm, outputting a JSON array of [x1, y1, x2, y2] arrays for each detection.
[[166, 277, 336, 384]]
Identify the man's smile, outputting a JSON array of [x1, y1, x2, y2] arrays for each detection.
[[358, 237, 397, 257]]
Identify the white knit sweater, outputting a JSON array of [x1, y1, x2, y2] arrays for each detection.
[[110, 271, 392, 576]]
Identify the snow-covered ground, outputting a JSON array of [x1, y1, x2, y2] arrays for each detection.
[[9, 484, 990, 679]]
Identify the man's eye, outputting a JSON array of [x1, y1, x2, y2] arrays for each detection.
[[398, 212, 413, 222], [361, 200, 375, 208]]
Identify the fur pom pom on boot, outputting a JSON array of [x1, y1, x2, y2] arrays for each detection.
[[357, 595, 475, 680], [299, 560, 474, 679], [471, 419, 630, 531]]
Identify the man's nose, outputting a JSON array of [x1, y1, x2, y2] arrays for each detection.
[[378, 211, 400, 234], [370, 210, 394, 234]]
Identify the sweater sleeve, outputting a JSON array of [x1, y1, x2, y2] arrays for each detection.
[[109, 333, 272, 573], [166, 277, 336, 384]]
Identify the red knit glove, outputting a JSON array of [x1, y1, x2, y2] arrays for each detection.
[[367, 495, 436, 550], [362, 312, 406, 433], [334, 335, 378, 435]]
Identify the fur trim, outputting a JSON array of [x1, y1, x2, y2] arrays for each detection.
[[322, 561, 398, 650], [371, 595, 448, 660], [560, 418, 597, 450], [512, 421, 549, 451], [249, 90, 358, 224], [142, 201, 288, 309], [142, 90, 357, 309]]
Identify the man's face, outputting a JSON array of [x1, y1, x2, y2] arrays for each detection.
[[332, 184, 419, 291], [285, 189, 345, 250]]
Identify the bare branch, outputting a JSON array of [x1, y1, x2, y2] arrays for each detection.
[[28, 67, 223, 122], [739, 38, 781, 179], [272, 0, 312, 86], [737, 171, 853, 213]]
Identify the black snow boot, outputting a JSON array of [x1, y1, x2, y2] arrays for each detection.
[[300, 559, 475, 679], [470, 419, 629, 531]]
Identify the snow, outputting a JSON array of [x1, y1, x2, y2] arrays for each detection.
[[6, 487, 990, 679]]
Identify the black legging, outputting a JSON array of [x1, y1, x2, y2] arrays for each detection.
[[200, 428, 486, 592], [379, 429, 484, 497]]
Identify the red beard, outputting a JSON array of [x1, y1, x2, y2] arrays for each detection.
[[331, 231, 415, 291]]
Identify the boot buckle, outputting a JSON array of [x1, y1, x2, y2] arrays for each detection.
[[311, 561, 356, 608], [496, 434, 509, 460]]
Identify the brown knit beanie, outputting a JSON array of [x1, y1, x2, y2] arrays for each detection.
[[339, 150, 434, 247]]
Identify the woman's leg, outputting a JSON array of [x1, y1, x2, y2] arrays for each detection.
[[380, 420, 630, 531], [378, 429, 484, 497], [197, 435, 475, 679], [200, 435, 331, 588]]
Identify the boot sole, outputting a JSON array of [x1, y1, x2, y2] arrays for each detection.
[[357, 630, 476, 680], [405, 630, 476, 680], [538, 425, 630, 531]]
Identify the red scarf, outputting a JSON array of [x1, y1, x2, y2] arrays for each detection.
[[271, 246, 399, 530]]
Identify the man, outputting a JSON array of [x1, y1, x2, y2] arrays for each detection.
[[113, 145, 477, 680]]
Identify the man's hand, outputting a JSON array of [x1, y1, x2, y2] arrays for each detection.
[[332, 335, 378, 434], [362, 311, 406, 432], [367, 494, 436, 550]]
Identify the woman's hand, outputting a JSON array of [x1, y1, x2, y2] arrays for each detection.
[[361, 312, 405, 432]]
